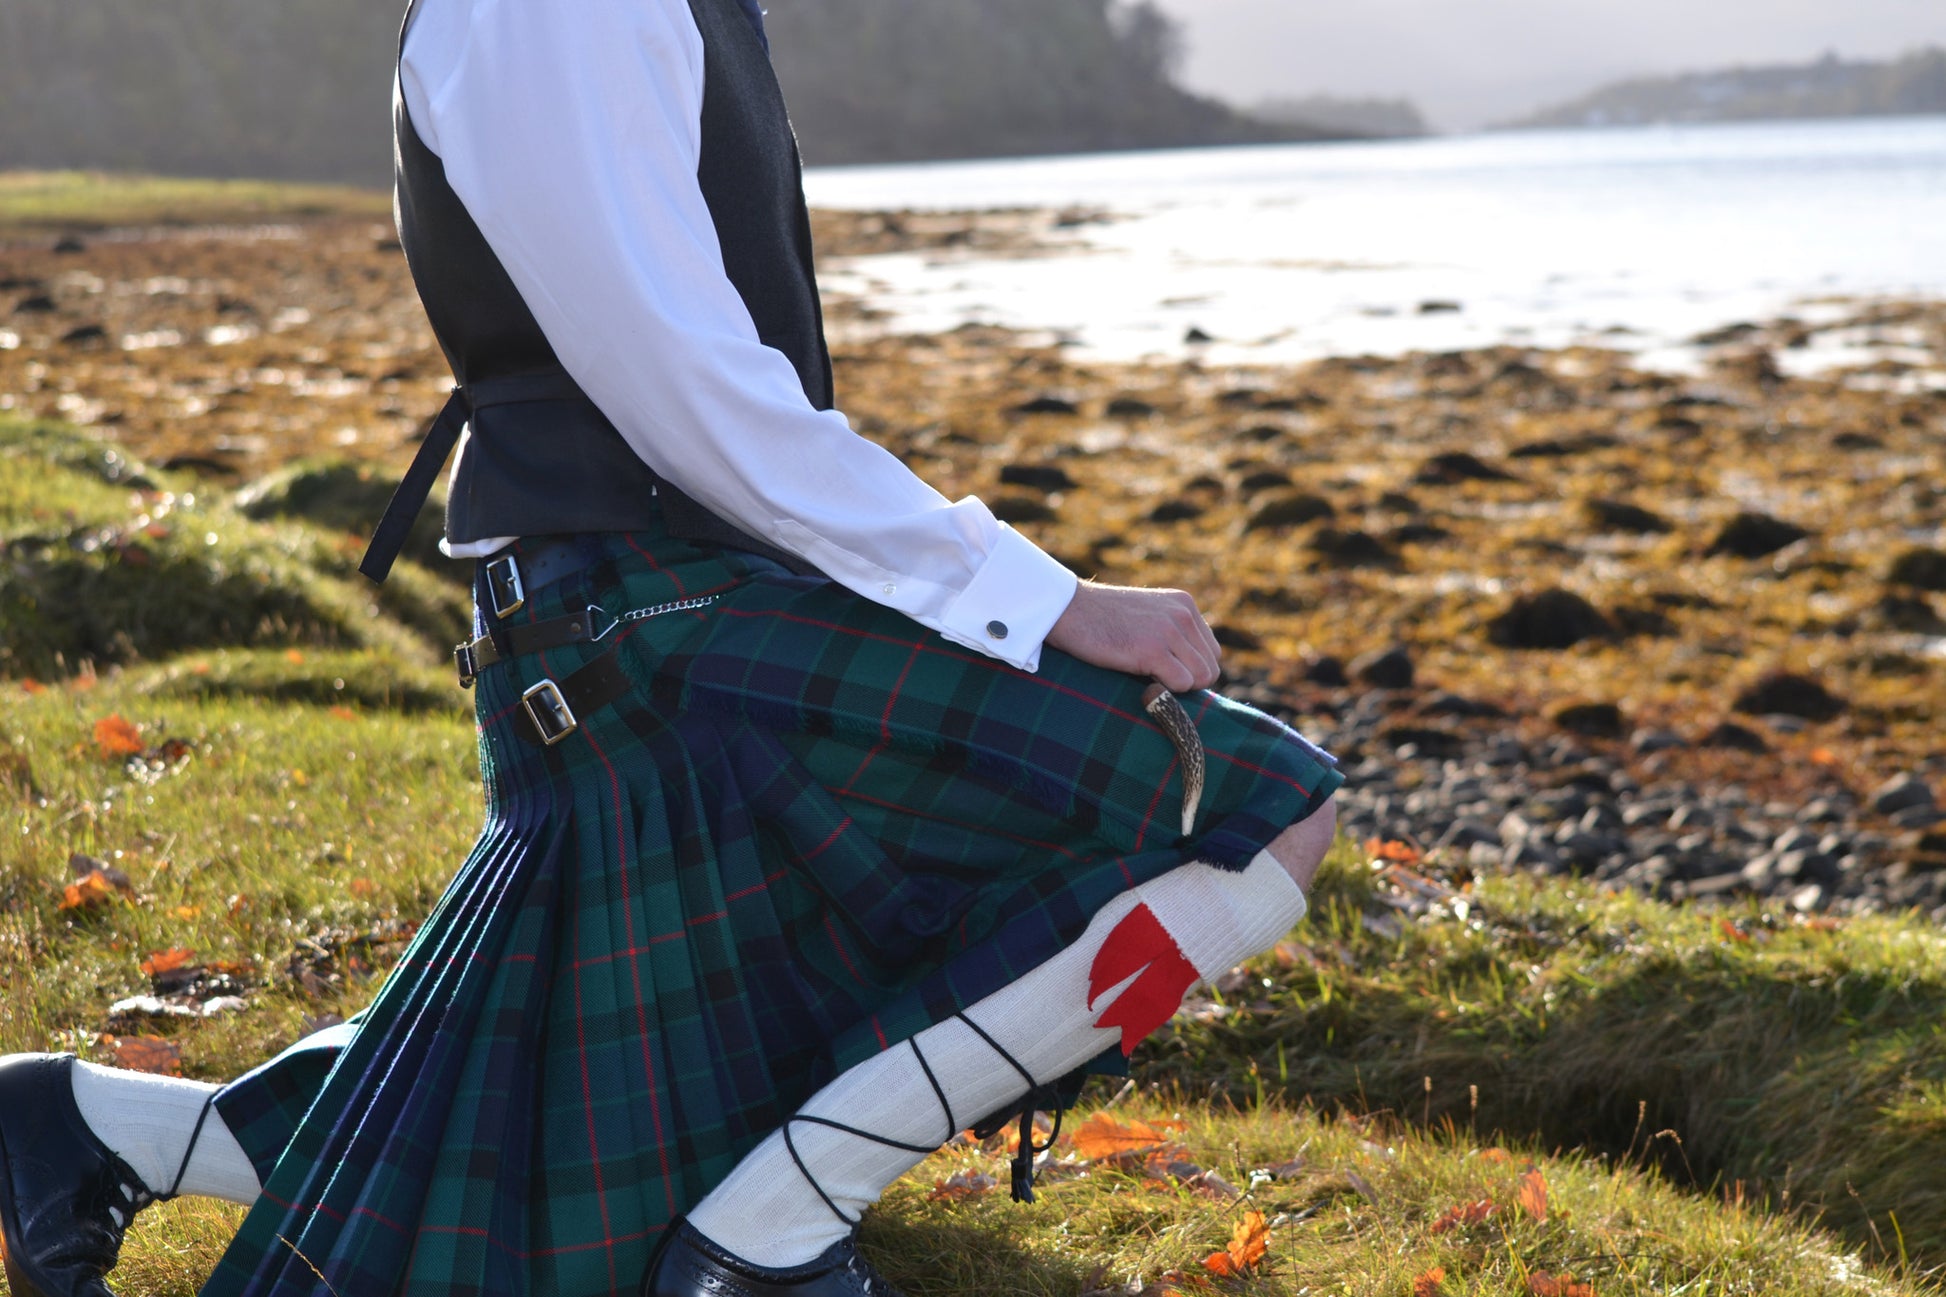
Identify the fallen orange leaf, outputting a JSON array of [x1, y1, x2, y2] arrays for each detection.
[[349, 878, 377, 897], [1430, 1199, 1495, 1233], [330, 706, 359, 721], [1072, 1111, 1174, 1161], [285, 649, 306, 664], [1202, 1209, 1270, 1278], [1413, 1266, 1447, 1297], [1716, 917, 1751, 944], [1516, 1168, 1549, 1223], [20, 679, 45, 695], [60, 872, 121, 912], [927, 1170, 997, 1202], [1476, 1147, 1513, 1164], [93, 714, 144, 758], [1528, 1273, 1593, 1297], [105, 1035, 183, 1076], [139, 947, 197, 977], [1365, 837, 1423, 865]]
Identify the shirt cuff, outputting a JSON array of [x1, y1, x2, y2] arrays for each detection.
[[934, 525, 1079, 672]]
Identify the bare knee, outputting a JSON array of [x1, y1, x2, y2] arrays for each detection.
[[1266, 795, 1338, 893]]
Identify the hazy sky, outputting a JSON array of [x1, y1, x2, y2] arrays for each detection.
[[1149, 0, 1946, 130]]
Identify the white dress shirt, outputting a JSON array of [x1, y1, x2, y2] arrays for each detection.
[[399, 0, 1078, 671]]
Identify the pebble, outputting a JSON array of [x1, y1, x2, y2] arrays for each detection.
[[1873, 773, 1936, 817]]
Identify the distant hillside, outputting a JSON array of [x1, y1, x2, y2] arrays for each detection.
[[1252, 95, 1428, 139], [1507, 46, 1946, 130], [0, 0, 1326, 187]]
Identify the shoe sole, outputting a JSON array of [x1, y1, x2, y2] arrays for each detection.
[[0, 1120, 54, 1297]]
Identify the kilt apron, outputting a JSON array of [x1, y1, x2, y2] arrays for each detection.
[[201, 526, 1343, 1297]]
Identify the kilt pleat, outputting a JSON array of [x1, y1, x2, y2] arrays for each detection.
[[204, 528, 1342, 1297]]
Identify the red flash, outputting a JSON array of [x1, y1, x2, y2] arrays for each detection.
[[1088, 903, 1199, 1055]]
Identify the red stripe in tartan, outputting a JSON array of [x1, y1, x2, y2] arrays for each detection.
[[837, 639, 923, 794], [1209, 748, 1316, 795], [258, 1191, 409, 1236], [832, 788, 1083, 860], [687, 910, 728, 927], [567, 898, 621, 1293], [625, 532, 690, 598], [823, 912, 864, 982], [585, 722, 682, 1221], [724, 868, 789, 904], [1134, 756, 1179, 850], [870, 1015, 888, 1049]]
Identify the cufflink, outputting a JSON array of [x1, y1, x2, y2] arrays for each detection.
[[986, 620, 1009, 641]]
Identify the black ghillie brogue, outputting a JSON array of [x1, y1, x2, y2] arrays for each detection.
[[0, 1054, 155, 1297], [642, 1220, 906, 1297]]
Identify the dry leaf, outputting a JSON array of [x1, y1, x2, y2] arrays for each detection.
[[1430, 1199, 1495, 1233], [928, 1170, 998, 1202], [1344, 1169, 1381, 1204], [1476, 1147, 1513, 1165], [1072, 1112, 1173, 1161], [105, 1034, 183, 1076], [1716, 917, 1751, 944], [139, 947, 196, 977], [172, 905, 203, 920], [1413, 1266, 1447, 1297], [93, 714, 144, 758], [20, 679, 46, 695], [60, 872, 122, 912], [349, 878, 377, 897], [1527, 1274, 1593, 1297], [330, 706, 359, 721], [1516, 1168, 1550, 1222], [285, 648, 307, 664], [1365, 838, 1423, 865], [1202, 1210, 1270, 1278]]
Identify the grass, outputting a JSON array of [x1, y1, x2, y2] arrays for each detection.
[[1145, 856, 1946, 1267], [0, 171, 387, 233], [1, 416, 1942, 1293]]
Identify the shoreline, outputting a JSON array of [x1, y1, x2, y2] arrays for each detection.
[[1, 212, 1942, 916]]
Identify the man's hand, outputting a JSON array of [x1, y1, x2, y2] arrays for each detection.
[[1044, 581, 1222, 693]]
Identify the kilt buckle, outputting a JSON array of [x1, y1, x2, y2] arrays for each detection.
[[520, 678, 578, 745], [485, 554, 526, 620]]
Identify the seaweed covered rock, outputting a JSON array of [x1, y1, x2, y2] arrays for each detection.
[[1487, 589, 1612, 650], [1707, 511, 1810, 559]]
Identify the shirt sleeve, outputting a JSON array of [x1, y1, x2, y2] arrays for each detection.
[[400, 0, 1077, 671]]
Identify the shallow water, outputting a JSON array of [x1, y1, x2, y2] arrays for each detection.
[[804, 116, 1946, 372]]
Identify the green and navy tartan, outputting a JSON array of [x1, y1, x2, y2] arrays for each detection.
[[205, 525, 1342, 1297]]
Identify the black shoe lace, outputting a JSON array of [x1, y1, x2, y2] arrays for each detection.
[[778, 1012, 1056, 1228]]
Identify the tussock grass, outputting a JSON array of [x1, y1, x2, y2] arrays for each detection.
[[0, 171, 387, 233], [1147, 854, 1946, 1265], [0, 421, 468, 678]]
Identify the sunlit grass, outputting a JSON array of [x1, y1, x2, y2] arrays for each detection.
[[0, 171, 387, 232]]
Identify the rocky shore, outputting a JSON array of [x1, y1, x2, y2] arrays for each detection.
[[1, 210, 1941, 915]]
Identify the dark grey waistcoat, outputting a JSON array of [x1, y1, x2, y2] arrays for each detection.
[[362, 0, 832, 580]]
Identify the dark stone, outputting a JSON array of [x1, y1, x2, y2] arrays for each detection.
[[1012, 395, 1079, 416], [1389, 523, 1452, 547], [1147, 500, 1205, 524], [1184, 326, 1215, 344], [1512, 434, 1621, 459], [158, 454, 241, 477], [1218, 388, 1267, 408], [1707, 512, 1810, 559], [52, 234, 87, 254], [1886, 547, 1946, 591], [1106, 396, 1156, 418], [989, 494, 1056, 524], [1832, 430, 1884, 451], [1654, 414, 1705, 438], [1351, 645, 1414, 689], [1211, 624, 1263, 651], [12, 293, 56, 315], [1630, 729, 1687, 755], [1415, 452, 1515, 486], [1418, 300, 1462, 314], [1376, 491, 1421, 514], [1868, 595, 1944, 633], [1243, 492, 1336, 533], [1733, 672, 1846, 722], [1699, 721, 1770, 753], [1487, 589, 1612, 650], [1553, 701, 1626, 738], [1418, 691, 1505, 719], [1874, 774, 1937, 817], [1609, 605, 1679, 639], [1000, 464, 1076, 492], [1381, 724, 1466, 758], [1298, 655, 1346, 688], [1308, 528, 1397, 568], [1581, 498, 1673, 535], [1236, 425, 1285, 444], [1236, 469, 1293, 497], [59, 324, 107, 346]]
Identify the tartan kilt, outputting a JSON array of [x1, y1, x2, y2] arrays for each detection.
[[203, 526, 1342, 1297]]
